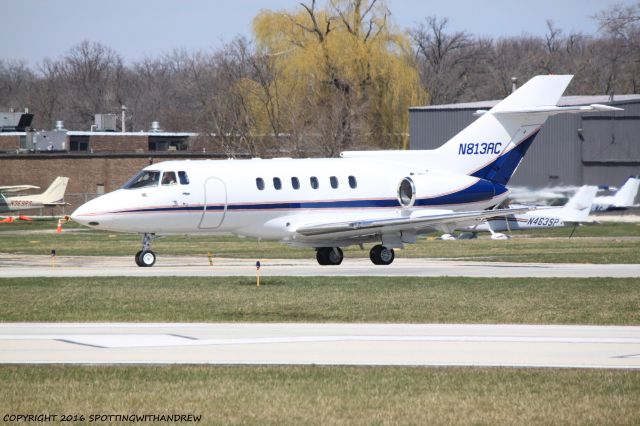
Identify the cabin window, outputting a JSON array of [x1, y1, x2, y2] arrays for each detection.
[[348, 175, 357, 189], [122, 170, 161, 189], [291, 177, 300, 190], [330, 176, 338, 189], [310, 176, 319, 189], [178, 171, 189, 185], [256, 178, 265, 190], [273, 177, 282, 190], [161, 172, 177, 185]]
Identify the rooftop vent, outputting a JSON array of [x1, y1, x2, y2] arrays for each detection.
[[150, 121, 162, 132]]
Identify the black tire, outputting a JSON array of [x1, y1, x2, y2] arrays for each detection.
[[138, 250, 156, 267], [134, 250, 143, 267], [316, 247, 343, 265], [369, 245, 395, 265], [326, 247, 343, 265], [316, 249, 329, 265]]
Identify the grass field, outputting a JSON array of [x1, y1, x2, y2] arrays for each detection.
[[1, 365, 638, 425], [1, 276, 638, 324], [1, 221, 640, 263]]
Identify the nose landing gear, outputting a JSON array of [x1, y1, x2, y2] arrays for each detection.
[[135, 233, 156, 267]]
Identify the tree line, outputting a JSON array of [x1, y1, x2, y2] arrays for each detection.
[[0, 0, 638, 156]]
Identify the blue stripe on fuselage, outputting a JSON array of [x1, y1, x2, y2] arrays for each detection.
[[471, 130, 539, 185], [414, 180, 506, 206], [108, 181, 506, 215]]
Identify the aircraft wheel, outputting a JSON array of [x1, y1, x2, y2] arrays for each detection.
[[326, 247, 343, 265], [137, 250, 156, 267], [134, 250, 143, 267], [369, 245, 395, 265], [316, 249, 329, 265], [316, 247, 343, 265]]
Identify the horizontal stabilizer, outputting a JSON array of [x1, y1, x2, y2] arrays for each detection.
[[491, 104, 624, 115], [0, 185, 40, 193]]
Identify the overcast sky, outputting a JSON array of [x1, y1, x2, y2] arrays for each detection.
[[1, 0, 633, 66]]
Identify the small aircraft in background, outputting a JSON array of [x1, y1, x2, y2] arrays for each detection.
[[508, 185, 579, 206], [0, 177, 69, 213], [449, 185, 598, 240], [591, 176, 640, 212]]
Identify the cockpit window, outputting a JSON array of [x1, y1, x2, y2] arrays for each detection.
[[178, 171, 189, 185], [162, 172, 177, 186], [122, 170, 160, 189]]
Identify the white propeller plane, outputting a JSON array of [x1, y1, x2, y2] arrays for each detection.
[[71, 75, 621, 267], [591, 176, 640, 212], [0, 177, 69, 213], [457, 185, 598, 239]]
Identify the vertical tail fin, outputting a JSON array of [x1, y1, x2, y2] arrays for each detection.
[[433, 75, 575, 184], [561, 186, 598, 221], [611, 176, 640, 208], [39, 177, 69, 205]]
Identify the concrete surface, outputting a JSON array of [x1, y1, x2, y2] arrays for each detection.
[[1, 323, 639, 368], [1, 254, 639, 278]]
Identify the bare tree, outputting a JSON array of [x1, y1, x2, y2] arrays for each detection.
[[60, 41, 125, 129], [412, 17, 489, 104], [0, 60, 34, 112]]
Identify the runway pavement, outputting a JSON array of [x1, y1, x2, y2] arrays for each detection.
[[1, 254, 639, 277], [1, 323, 639, 368]]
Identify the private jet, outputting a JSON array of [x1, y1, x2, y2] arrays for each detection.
[[71, 75, 621, 266]]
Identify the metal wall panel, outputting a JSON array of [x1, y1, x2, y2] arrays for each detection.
[[409, 109, 477, 150]]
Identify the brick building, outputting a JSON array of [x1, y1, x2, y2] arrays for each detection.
[[0, 126, 230, 215]]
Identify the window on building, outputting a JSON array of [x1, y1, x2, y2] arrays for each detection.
[[148, 138, 188, 151], [348, 175, 357, 189], [161, 171, 177, 185], [178, 171, 189, 185], [291, 177, 300, 189], [310, 176, 319, 189], [69, 138, 90, 152], [273, 177, 282, 190], [330, 176, 338, 189], [256, 177, 265, 190]]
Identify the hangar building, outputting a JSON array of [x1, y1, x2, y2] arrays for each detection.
[[409, 95, 640, 188]]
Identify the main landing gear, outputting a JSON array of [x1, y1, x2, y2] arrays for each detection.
[[314, 245, 395, 266], [316, 247, 344, 265], [135, 233, 156, 267], [369, 244, 395, 265]]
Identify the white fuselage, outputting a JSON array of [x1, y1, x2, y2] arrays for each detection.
[[71, 157, 508, 245]]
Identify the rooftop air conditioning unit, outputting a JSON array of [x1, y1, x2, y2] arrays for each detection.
[[94, 114, 117, 131]]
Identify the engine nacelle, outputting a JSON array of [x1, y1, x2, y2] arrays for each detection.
[[397, 173, 508, 208]]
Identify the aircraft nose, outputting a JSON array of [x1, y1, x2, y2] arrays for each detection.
[[70, 197, 102, 227]]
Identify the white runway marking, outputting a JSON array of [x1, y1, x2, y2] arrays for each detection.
[[1, 323, 639, 369], [1, 254, 639, 278]]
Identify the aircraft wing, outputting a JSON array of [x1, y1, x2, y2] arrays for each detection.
[[295, 206, 537, 239], [0, 185, 40, 193]]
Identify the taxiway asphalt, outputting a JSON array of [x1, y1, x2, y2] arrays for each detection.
[[1, 254, 639, 278], [1, 323, 639, 368]]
